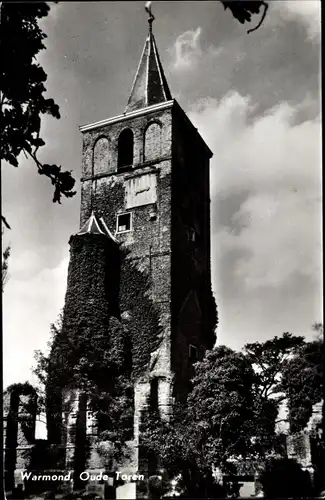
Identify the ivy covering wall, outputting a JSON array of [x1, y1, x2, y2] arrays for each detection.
[[45, 229, 163, 468]]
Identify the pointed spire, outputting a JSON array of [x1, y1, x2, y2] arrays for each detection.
[[125, 3, 172, 113], [77, 211, 119, 243]]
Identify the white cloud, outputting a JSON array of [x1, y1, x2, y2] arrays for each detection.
[[274, 0, 321, 41], [169, 26, 202, 70], [169, 26, 222, 71], [232, 191, 321, 288], [3, 254, 69, 388], [188, 92, 322, 290]]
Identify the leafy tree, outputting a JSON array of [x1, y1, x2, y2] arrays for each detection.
[[244, 333, 305, 453], [0, 2, 76, 206], [281, 336, 323, 433], [33, 313, 63, 428], [141, 346, 256, 497], [280, 333, 325, 495]]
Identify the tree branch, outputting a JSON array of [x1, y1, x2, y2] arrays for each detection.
[[247, 1, 269, 34], [1, 215, 11, 230], [262, 372, 280, 399]]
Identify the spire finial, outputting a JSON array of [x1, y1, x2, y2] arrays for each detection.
[[145, 1, 155, 33]]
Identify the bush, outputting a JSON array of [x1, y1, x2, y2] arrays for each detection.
[[260, 457, 312, 498], [148, 475, 163, 499]]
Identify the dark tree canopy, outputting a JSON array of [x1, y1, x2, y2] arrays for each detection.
[[281, 337, 323, 433], [244, 333, 305, 453], [244, 333, 305, 400], [0, 2, 76, 204], [141, 346, 256, 496]]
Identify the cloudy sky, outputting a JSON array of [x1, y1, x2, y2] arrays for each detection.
[[3, 1, 322, 389]]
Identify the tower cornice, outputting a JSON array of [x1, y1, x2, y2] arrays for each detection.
[[79, 100, 174, 132], [79, 98, 213, 158]]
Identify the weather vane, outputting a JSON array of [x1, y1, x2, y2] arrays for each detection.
[[145, 1, 155, 31]]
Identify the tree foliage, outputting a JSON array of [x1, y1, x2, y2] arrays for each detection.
[[0, 2, 76, 204], [187, 347, 256, 463], [281, 336, 323, 433], [244, 333, 305, 453], [34, 309, 134, 469], [245, 333, 305, 401], [141, 346, 256, 496]]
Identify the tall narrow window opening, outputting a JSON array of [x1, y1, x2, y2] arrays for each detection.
[[117, 129, 134, 171], [150, 378, 159, 410]]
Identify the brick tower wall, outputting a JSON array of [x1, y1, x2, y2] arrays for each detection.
[[80, 106, 174, 419], [170, 105, 217, 401], [77, 101, 216, 482]]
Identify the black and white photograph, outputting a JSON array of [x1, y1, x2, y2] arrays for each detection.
[[2, 1, 323, 499]]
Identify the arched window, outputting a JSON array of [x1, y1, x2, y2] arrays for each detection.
[[93, 137, 109, 176], [117, 129, 134, 171], [144, 122, 161, 162]]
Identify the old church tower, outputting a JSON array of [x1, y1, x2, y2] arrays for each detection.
[[47, 8, 217, 497]]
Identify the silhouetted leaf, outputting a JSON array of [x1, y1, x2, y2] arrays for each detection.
[[221, 1, 268, 33]]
